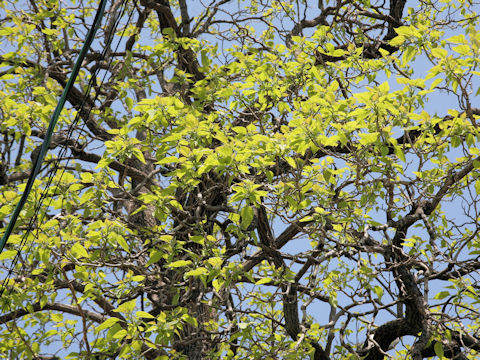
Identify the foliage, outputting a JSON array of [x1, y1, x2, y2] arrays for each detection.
[[0, 0, 480, 359]]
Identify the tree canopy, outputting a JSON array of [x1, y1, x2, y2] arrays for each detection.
[[1, 0, 480, 359]]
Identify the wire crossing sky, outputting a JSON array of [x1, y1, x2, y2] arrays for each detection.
[[0, 0, 107, 256]]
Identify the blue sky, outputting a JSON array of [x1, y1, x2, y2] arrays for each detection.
[[1, 0, 480, 358]]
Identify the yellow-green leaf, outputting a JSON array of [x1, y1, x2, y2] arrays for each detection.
[[207, 257, 223, 268], [212, 279, 223, 292], [116, 235, 130, 253], [431, 48, 448, 58], [0, 249, 17, 261], [452, 44, 471, 56], [95, 317, 120, 334], [185, 267, 209, 277], [114, 299, 137, 314], [240, 206, 254, 230], [358, 132, 379, 145], [434, 342, 444, 359], [112, 329, 128, 340], [255, 277, 272, 285], [136, 311, 155, 319], [71, 243, 89, 258], [167, 260, 192, 268]]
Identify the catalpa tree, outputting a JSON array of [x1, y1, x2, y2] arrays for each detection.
[[0, 0, 479, 359]]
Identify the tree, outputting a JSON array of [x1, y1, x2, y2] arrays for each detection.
[[0, 0, 479, 358]]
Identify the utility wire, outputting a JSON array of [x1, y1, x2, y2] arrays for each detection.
[[0, 0, 108, 295], [11, 0, 134, 273], [20, 0, 133, 248], [0, 0, 138, 302]]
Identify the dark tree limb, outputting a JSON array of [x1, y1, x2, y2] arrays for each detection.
[[0, 302, 104, 324]]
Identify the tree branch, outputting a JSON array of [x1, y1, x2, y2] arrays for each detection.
[[0, 302, 105, 324]]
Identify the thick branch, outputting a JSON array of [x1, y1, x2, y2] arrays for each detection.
[[30, 130, 160, 187], [363, 318, 412, 360], [0, 302, 105, 324], [242, 214, 320, 272]]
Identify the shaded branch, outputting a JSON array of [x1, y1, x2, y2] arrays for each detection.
[[0, 302, 105, 324]]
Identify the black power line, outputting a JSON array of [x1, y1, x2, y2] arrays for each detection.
[[0, 0, 109, 299]]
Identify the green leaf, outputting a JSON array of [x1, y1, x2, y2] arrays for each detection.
[[147, 249, 164, 266], [429, 78, 443, 89], [373, 285, 384, 300], [434, 291, 450, 300], [394, 146, 406, 162], [112, 329, 128, 340], [71, 243, 89, 258], [395, 26, 419, 37], [95, 157, 112, 169], [136, 311, 155, 319], [167, 260, 192, 268], [447, 34, 467, 44], [184, 267, 209, 277], [0, 28, 14, 36], [431, 48, 448, 58], [0, 249, 17, 261], [156, 156, 180, 165], [434, 342, 444, 359], [207, 257, 223, 268], [114, 234, 130, 253], [132, 148, 146, 164], [358, 132, 379, 145], [41, 28, 59, 36], [255, 277, 272, 285], [114, 299, 137, 314], [51, 313, 63, 322], [212, 278, 223, 292], [452, 45, 471, 56], [182, 313, 198, 327], [201, 49, 210, 68], [95, 317, 120, 334], [389, 35, 405, 46], [240, 206, 254, 230], [125, 97, 134, 110]]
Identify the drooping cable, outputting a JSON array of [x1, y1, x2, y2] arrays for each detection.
[[13, 0, 133, 259], [0, 0, 108, 255], [21, 0, 133, 245], [0, 0, 108, 298], [0, 0, 139, 304], [14, 0, 135, 269]]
